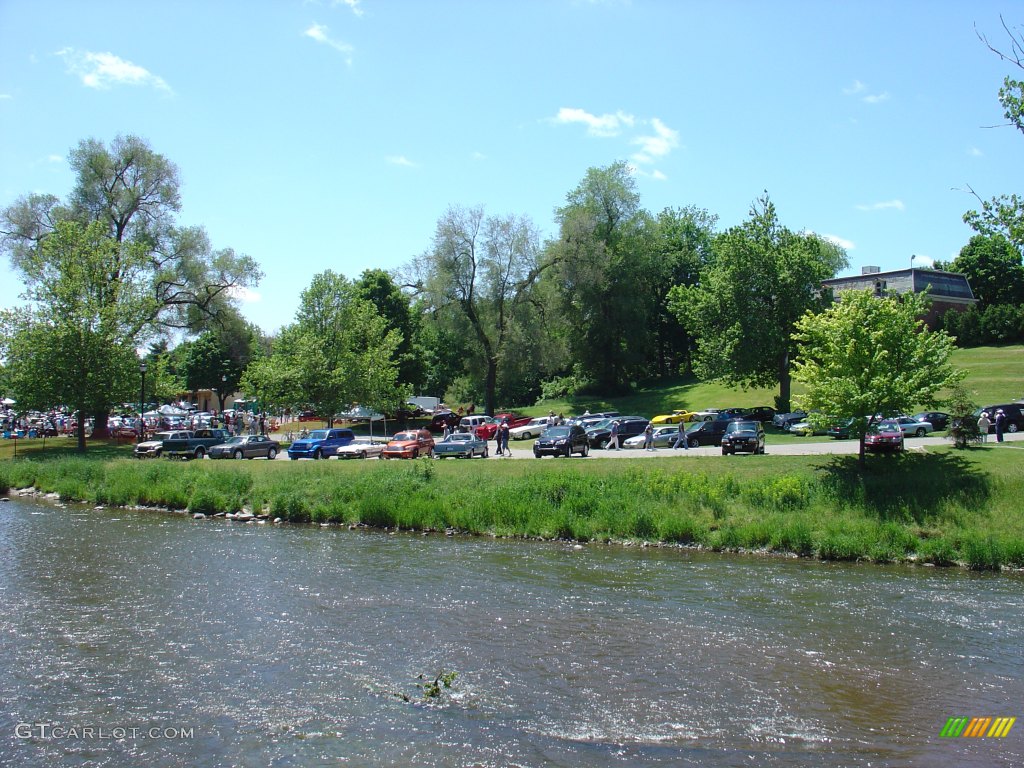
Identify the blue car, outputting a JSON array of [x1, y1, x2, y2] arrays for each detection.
[[287, 428, 356, 460]]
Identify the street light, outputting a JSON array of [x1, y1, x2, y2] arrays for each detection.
[[138, 362, 147, 443]]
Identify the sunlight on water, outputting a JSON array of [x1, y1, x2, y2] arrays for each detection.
[[1, 497, 1021, 767]]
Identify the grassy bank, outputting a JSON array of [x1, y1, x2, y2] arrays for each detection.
[[2, 447, 1022, 570]]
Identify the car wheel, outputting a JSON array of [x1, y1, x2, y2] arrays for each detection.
[[688, 438, 699, 448], [412, 449, 419, 459], [599, 439, 609, 449], [154, 448, 162, 458], [564, 445, 572, 458], [1009, 423, 1019, 433], [195, 448, 205, 459], [233, 449, 244, 460], [704, 415, 713, 422], [268, 448, 277, 460], [313, 448, 322, 460], [482, 447, 489, 458], [915, 427, 926, 437], [581, 443, 589, 457], [722, 448, 729, 456]]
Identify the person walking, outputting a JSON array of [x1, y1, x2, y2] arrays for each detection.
[[499, 420, 510, 456], [643, 422, 655, 451], [672, 418, 689, 450], [977, 411, 991, 444], [995, 409, 1006, 443], [608, 420, 620, 450]]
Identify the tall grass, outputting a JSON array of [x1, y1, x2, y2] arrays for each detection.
[[2, 446, 1022, 570]]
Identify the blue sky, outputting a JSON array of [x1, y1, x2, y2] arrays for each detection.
[[1, 0, 1021, 334]]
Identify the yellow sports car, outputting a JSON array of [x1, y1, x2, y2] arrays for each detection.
[[650, 410, 696, 425]]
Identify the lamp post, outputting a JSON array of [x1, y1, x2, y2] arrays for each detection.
[[138, 362, 147, 443]]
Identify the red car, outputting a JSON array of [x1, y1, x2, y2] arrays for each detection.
[[475, 413, 532, 439], [864, 423, 904, 453], [382, 429, 435, 459]]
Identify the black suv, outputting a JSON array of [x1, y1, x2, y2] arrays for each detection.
[[586, 417, 648, 448], [976, 404, 1023, 434], [533, 424, 590, 458], [721, 420, 766, 455], [683, 420, 730, 447]]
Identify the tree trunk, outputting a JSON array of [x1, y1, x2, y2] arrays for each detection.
[[776, 352, 791, 414], [91, 410, 110, 439], [484, 357, 498, 416], [858, 435, 866, 468]]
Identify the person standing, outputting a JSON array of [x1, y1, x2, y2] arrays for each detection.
[[995, 409, 1006, 443], [499, 420, 510, 456], [608, 420, 620, 450], [672, 418, 689, 450], [977, 411, 991, 444], [643, 422, 654, 451]]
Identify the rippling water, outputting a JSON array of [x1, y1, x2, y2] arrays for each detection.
[[1, 496, 1021, 767]]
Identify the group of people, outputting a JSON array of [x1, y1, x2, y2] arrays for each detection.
[[977, 409, 1008, 443]]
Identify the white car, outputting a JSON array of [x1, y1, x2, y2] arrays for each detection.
[[883, 416, 934, 437], [331, 438, 385, 459], [510, 417, 550, 440], [623, 425, 681, 448], [689, 408, 722, 422]]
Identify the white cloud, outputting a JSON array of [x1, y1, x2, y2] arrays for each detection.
[[821, 233, 855, 250], [553, 107, 635, 137], [304, 23, 354, 64], [386, 155, 416, 167], [862, 92, 890, 104], [911, 254, 935, 268], [56, 48, 171, 93], [0, 93, 11, 100], [471, 151, 487, 161], [855, 200, 905, 212], [336, 0, 364, 16], [969, 146, 983, 157], [843, 80, 866, 95], [47, 154, 63, 163], [843, 79, 888, 104], [630, 117, 679, 164]]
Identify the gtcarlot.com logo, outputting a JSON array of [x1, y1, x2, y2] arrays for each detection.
[[940, 717, 1016, 739], [15, 723, 194, 741]]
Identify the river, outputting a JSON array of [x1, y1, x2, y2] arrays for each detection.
[[1, 496, 1021, 767]]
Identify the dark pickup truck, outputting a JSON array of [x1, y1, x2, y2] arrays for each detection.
[[162, 428, 232, 460]]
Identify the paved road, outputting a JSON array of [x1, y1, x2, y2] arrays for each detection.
[[271, 430, 1024, 460]]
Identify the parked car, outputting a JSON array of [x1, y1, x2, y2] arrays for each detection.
[[510, 417, 550, 440], [434, 432, 489, 459], [471, 416, 503, 440], [974, 404, 1023, 434], [332, 438, 385, 459], [458, 415, 493, 435], [427, 410, 460, 433], [134, 430, 191, 459], [682, 420, 730, 447], [494, 412, 532, 429], [913, 411, 950, 431], [787, 420, 830, 437], [690, 408, 722, 422], [623, 425, 679, 449], [772, 411, 807, 429], [742, 406, 777, 423], [287, 428, 356, 460], [721, 420, 766, 455], [865, 422, 904, 453], [828, 418, 856, 439], [650, 410, 696, 425], [209, 434, 281, 460], [883, 416, 933, 437], [163, 428, 233, 460], [382, 429, 435, 459], [533, 424, 590, 458], [586, 417, 649, 448], [715, 407, 748, 420]]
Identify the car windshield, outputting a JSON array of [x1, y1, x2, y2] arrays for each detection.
[[308, 430, 329, 440], [152, 433, 173, 441], [393, 432, 417, 441], [726, 421, 757, 433], [225, 436, 244, 444], [877, 424, 901, 433], [545, 427, 571, 438], [445, 434, 471, 442], [590, 419, 612, 430]]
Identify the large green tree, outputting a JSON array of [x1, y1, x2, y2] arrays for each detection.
[[792, 289, 962, 466], [177, 311, 262, 411], [670, 194, 847, 412], [964, 19, 1024, 249], [0, 221, 146, 450], [0, 135, 261, 435], [408, 205, 552, 414], [936, 234, 1024, 308], [547, 161, 648, 393], [242, 271, 405, 422]]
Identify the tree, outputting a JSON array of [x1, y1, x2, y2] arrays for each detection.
[[1, 135, 261, 435], [670, 194, 847, 412], [244, 271, 406, 422], [792, 290, 962, 467], [0, 221, 146, 451], [408, 205, 552, 414], [963, 19, 1024, 249], [939, 234, 1024, 308], [546, 162, 648, 392], [355, 269, 425, 391], [177, 311, 261, 411]]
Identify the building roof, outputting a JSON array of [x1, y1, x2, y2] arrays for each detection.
[[822, 267, 976, 304]]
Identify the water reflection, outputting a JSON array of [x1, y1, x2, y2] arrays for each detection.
[[1, 497, 1021, 767]]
